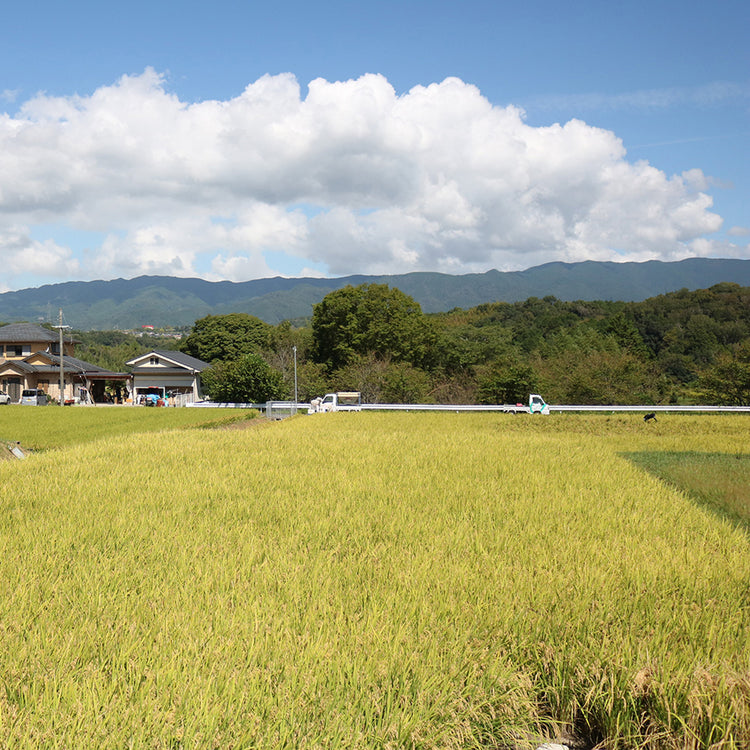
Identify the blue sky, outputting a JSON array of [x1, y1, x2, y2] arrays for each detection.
[[0, 0, 747, 291]]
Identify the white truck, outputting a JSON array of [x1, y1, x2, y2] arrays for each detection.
[[309, 391, 362, 413], [501, 394, 550, 415]]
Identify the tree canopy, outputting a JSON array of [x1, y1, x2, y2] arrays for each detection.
[[201, 352, 285, 403], [181, 313, 272, 363], [698, 341, 750, 405], [311, 284, 438, 371]]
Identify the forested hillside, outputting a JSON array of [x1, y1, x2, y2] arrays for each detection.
[[71, 282, 750, 406], [3, 258, 750, 328], [430, 282, 750, 405]]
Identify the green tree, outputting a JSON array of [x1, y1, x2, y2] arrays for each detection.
[[698, 342, 750, 405], [537, 348, 662, 405], [477, 358, 535, 404], [433, 316, 515, 369], [201, 353, 285, 403], [264, 321, 316, 399], [381, 361, 432, 403], [181, 314, 272, 363], [327, 356, 434, 404], [594, 312, 649, 357], [312, 284, 438, 371], [330, 353, 390, 403], [294, 361, 330, 402]]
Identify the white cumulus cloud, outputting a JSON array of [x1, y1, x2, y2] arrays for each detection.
[[0, 69, 737, 289]]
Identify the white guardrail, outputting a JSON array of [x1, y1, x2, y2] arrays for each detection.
[[549, 404, 750, 413], [186, 401, 750, 415], [362, 404, 750, 413], [187, 402, 265, 408]]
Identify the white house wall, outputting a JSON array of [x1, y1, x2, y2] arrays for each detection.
[[132, 373, 201, 399]]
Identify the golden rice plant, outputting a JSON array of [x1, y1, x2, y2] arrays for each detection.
[[0, 412, 746, 748]]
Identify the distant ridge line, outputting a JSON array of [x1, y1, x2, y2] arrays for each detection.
[[1, 258, 748, 330]]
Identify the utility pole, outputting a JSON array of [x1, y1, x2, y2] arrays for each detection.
[[53, 309, 70, 405], [293, 345, 298, 415]]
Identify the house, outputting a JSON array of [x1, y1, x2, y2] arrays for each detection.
[[0, 322, 130, 403], [0, 321, 74, 359], [125, 350, 209, 404], [0, 324, 208, 405]]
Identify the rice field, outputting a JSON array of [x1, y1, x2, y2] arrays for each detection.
[[0, 410, 747, 749], [0, 404, 259, 451]]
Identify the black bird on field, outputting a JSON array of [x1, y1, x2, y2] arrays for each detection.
[[643, 412, 657, 423]]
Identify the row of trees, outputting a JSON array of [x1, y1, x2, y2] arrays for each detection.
[[74, 281, 750, 405], [173, 282, 750, 405]]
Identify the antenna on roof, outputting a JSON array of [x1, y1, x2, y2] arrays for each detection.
[[52, 308, 70, 405]]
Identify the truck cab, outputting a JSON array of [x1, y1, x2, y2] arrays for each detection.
[[529, 394, 550, 415]]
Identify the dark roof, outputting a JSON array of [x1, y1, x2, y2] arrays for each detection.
[[0, 352, 126, 379], [42, 353, 108, 373], [74, 371, 130, 380], [130, 368, 199, 377], [158, 350, 210, 370], [127, 350, 210, 371], [0, 360, 37, 374], [0, 322, 59, 344], [0, 322, 81, 346]]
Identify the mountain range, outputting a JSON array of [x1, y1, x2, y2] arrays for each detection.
[[1, 258, 749, 330]]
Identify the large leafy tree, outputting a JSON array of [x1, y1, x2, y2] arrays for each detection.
[[698, 342, 750, 405], [202, 352, 285, 403], [312, 284, 438, 371], [477, 357, 536, 404], [181, 313, 273, 363]]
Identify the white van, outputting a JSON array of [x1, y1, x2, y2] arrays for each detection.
[[20, 389, 48, 405]]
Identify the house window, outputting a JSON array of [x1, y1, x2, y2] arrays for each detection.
[[149, 356, 160, 366], [7, 345, 22, 357]]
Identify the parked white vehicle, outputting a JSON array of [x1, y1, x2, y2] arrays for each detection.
[[500, 394, 550, 415], [309, 391, 362, 413], [0, 391, 11, 405]]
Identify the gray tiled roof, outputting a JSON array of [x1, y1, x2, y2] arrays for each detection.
[[0, 359, 37, 373], [40, 353, 108, 373], [127, 350, 210, 371], [0, 352, 111, 376], [156, 350, 210, 370], [0, 322, 59, 344]]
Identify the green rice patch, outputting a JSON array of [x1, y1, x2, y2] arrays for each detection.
[[627, 451, 750, 530]]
